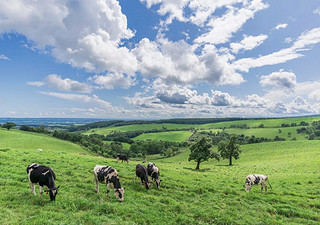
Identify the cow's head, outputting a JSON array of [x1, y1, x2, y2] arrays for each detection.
[[155, 179, 162, 188], [145, 182, 152, 190], [46, 186, 60, 201], [243, 183, 251, 192], [114, 188, 124, 202]]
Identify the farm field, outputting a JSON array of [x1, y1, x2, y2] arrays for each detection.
[[1, 126, 320, 224], [133, 130, 193, 142]]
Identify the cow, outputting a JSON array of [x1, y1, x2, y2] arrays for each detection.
[[147, 162, 161, 188], [27, 163, 60, 201], [93, 165, 124, 202], [135, 164, 151, 190], [117, 154, 129, 163], [243, 174, 272, 193]]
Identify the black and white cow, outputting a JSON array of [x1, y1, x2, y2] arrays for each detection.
[[147, 162, 161, 188], [117, 154, 129, 163], [27, 163, 60, 201], [93, 165, 124, 201], [135, 164, 151, 190], [243, 174, 272, 193]]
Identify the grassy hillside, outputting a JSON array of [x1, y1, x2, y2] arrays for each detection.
[[133, 131, 193, 142], [0, 128, 320, 224]]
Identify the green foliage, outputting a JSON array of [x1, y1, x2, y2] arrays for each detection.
[[2, 122, 17, 130], [218, 135, 241, 166], [189, 137, 220, 169]]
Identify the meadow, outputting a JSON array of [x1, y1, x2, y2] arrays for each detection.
[[0, 118, 320, 224]]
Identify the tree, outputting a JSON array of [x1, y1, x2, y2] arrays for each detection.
[[188, 137, 220, 170], [218, 135, 241, 166], [3, 122, 17, 131]]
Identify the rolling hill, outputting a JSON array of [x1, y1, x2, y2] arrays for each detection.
[[0, 119, 320, 224]]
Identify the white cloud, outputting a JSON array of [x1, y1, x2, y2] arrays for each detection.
[[260, 70, 296, 90], [233, 27, 320, 72], [44, 74, 92, 93], [41, 92, 112, 108], [92, 72, 136, 90], [195, 0, 268, 44], [0, 0, 137, 74], [27, 81, 44, 87], [230, 34, 268, 53], [313, 8, 320, 16], [0, 54, 10, 60], [133, 38, 244, 85], [275, 23, 288, 30]]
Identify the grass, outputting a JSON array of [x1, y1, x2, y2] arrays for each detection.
[[133, 130, 193, 142], [1, 126, 320, 224]]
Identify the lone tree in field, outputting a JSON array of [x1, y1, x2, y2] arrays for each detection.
[[189, 137, 220, 170], [218, 134, 241, 166], [2, 122, 17, 131]]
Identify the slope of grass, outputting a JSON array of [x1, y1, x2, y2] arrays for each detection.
[[133, 131, 193, 142], [0, 128, 320, 224]]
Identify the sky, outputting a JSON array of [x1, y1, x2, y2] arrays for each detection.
[[0, 0, 320, 119]]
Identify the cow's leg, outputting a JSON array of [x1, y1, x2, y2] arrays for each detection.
[[39, 186, 44, 197], [260, 184, 263, 192], [106, 182, 110, 198], [31, 183, 36, 195], [140, 178, 143, 185], [264, 184, 267, 193]]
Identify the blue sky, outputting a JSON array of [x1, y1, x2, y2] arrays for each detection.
[[0, 0, 320, 119]]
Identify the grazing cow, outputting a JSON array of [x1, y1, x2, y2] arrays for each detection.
[[243, 174, 272, 193], [117, 154, 129, 163], [147, 162, 161, 188], [93, 165, 124, 202], [135, 164, 151, 190], [27, 163, 60, 201]]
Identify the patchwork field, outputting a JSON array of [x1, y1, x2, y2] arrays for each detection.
[[1, 127, 320, 224]]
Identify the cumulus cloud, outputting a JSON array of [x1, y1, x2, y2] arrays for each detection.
[[275, 23, 288, 30], [92, 73, 136, 90], [133, 38, 244, 85], [233, 27, 320, 72], [0, 0, 137, 74], [230, 34, 268, 53], [44, 74, 92, 93], [260, 70, 296, 90]]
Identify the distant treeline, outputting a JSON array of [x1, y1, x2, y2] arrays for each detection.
[[297, 120, 320, 140]]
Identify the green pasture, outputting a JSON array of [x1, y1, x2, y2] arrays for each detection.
[[82, 123, 195, 135], [221, 126, 307, 141], [0, 127, 320, 224], [133, 131, 193, 142]]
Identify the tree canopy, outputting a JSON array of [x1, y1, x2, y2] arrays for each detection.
[[218, 134, 241, 166], [188, 137, 220, 170], [2, 122, 17, 131]]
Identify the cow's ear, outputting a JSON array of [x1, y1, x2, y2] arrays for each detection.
[[57, 185, 60, 189], [160, 180, 163, 182]]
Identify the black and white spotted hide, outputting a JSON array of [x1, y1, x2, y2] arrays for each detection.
[[93, 165, 124, 201], [27, 163, 60, 201], [244, 174, 269, 193], [135, 164, 151, 190], [147, 162, 161, 188]]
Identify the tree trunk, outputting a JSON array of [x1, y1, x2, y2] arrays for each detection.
[[196, 160, 201, 170], [229, 156, 232, 166]]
